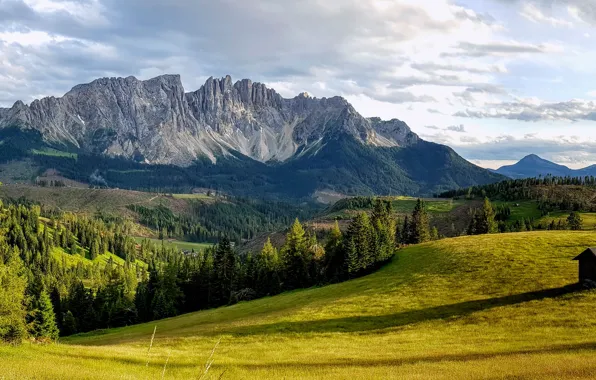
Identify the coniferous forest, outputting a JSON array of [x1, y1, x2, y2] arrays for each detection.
[[0, 197, 433, 344]]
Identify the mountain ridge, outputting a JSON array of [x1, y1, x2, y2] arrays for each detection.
[[495, 154, 596, 179], [0, 74, 418, 166], [0, 74, 504, 198]]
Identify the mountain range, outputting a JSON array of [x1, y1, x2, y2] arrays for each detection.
[[0, 74, 504, 199], [495, 154, 596, 179]]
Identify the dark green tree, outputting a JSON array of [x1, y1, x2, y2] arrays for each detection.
[[281, 219, 310, 289], [30, 290, 59, 341], [343, 213, 373, 275], [409, 199, 430, 244], [567, 212, 583, 231]]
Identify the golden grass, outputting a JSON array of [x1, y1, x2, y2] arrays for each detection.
[[3, 231, 596, 379]]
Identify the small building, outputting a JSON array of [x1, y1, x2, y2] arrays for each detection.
[[573, 248, 596, 282]]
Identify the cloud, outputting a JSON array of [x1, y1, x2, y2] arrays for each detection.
[[0, 0, 485, 105], [425, 125, 440, 130], [460, 136, 480, 143], [519, 3, 574, 27], [410, 62, 507, 74], [442, 41, 559, 57], [446, 124, 467, 132], [0, 0, 563, 110], [454, 99, 596, 121], [496, 0, 596, 25]]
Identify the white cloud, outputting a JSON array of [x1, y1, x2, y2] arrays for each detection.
[[520, 3, 574, 27]]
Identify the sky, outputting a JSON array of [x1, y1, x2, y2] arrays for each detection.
[[0, 0, 595, 169]]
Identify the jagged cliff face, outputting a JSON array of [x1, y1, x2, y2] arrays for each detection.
[[0, 74, 418, 165]]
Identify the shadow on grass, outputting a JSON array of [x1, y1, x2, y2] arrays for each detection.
[[232, 341, 596, 370], [43, 339, 596, 371], [213, 284, 581, 336]]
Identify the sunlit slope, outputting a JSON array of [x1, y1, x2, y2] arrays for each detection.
[[3, 232, 596, 379]]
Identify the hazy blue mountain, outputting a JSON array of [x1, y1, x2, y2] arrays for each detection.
[[496, 154, 596, 179]]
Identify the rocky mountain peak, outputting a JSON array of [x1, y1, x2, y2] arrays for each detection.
[[0, 74, 420, 166]]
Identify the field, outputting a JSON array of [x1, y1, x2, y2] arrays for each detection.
[[0, 184, 201, 217], [2, 231, 596, 379], [134, 237, 214, 252]]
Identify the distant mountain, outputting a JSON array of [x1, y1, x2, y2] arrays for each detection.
[[0, 74, 504, 199], [495, 154, 596, 179]]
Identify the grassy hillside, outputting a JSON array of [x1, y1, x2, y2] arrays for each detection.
[[133, 237, 214, 252], [0, 184, 193, 216], [2, 231, 596, 379]]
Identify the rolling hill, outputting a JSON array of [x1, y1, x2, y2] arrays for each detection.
[[2, 231, 596, 379]]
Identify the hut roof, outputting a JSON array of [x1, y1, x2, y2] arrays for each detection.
[[573, 248, 596, 261]]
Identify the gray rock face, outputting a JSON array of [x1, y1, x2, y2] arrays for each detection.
[[0, 74, 419, 166]]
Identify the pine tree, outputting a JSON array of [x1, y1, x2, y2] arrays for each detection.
[[567, 212, 583, 230], [281, 219, 310, 289], [370, 199, 396, 261], [343, 213, 373, 275], [409, 199, 430, 244], [0, 248, 28, 344], [400, 216, 410, 245], [256, 238, 281, 296], [90, 239, 100, 260], [481, 197, 497, 234], [324, 221, 345, 281], [61, 310, 77, 336], [30, 290, 59, 341], [431, 227, 439, 241], [213, 238, 236, 305]]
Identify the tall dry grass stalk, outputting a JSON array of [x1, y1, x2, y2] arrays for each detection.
[[198, 338, 221, 380], [146, 325, 157, 367], [161, 352, 171, 379]]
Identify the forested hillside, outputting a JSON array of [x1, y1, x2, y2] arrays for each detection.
[[1, 196, 425, 343], [0, 126, 503, 200]]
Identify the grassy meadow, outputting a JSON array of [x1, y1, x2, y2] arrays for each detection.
[[134, 237, 214, 252], [2, 231, 596, 378]]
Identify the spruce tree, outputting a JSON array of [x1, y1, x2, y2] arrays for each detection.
[[281, 219, 309, 289], [343, 213, 373, 275], [30, 290, 59, 341], [0, 248, 28, 344], [324, 221, 344, 281], [409, 199, 430, 244], [567, 212, 583, 230], [481, 197, 497, 234], [256, 238, 281, 295], [61, 310, 77, 336], [431, 227, 439, 241]]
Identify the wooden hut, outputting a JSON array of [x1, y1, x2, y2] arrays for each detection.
[[573, 248, 596, 282]]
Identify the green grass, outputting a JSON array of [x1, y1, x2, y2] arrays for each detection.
[[31, 148, 77, 159], [493, 200, 543, 221], [134, 237, 213, 252], [390, 198, 461, 213], [170, 193, 213, 200], [3, 231, 596, 378]]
